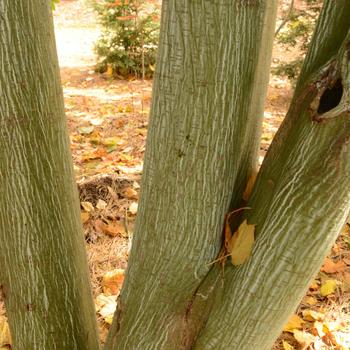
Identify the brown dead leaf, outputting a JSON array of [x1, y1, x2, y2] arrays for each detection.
[[228, 219, 255, 266], [122, 187, 138, 200], [321, 258, 347, 274], [95, 220, 126, 237], [81, 148, 107, 162], [102, 269, 125, 295], [242, 170, 258, 202]]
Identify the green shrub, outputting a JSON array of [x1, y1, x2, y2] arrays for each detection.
[[274, 0, 322, 81], [51, 0, 60, 10], [93, 0, 160, 78]]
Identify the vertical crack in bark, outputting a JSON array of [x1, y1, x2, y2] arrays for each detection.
[[180, 265, 221, 350]]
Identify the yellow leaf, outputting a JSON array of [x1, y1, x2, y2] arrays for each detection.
[[293, 329, 315, 349], [282, 340, 295, 350], [80, 211, 90, 224], [0, 317, 11, 347], [81, 201, 94, 212], [106, 64, 113, 77], [302, 309, 324, 322], [242, 170, 258, 201], [320, 279, 337, 296], [304, 296, 317, 306], [283, 314, 305, 333], [228, 220, 255, 266]]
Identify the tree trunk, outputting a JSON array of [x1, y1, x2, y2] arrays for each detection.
[[105, 1, 278, 349], [194, 1, 350, 349], [106, 1, 350, 349], [0, 1, 99, 349]]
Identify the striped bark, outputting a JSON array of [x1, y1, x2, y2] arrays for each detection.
[[195, 1, 350, 349], [105, 1, 278, 349], [0, 1, 99, 349]]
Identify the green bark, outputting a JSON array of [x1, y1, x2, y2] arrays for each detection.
[[194, 1, 350, 349], [0, 1, 99, 349], [105, 1, 277, 349]]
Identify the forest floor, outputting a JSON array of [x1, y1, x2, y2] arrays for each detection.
[[1, 1, 350, 349]]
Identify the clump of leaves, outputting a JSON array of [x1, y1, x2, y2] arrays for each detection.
[[273, 0, 322, 81], [92, 0, 160, 79]]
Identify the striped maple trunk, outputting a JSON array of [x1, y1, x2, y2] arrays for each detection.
[[0, 1, 99, 349]]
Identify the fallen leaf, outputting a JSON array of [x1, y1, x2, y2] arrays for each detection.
[[103, 137, 123, 152], [0, 317, 11, 347], [293, 329, 315, 349], [133, 181, 140, 189], [95, 220, 125, 237], [102, 269, 125, 295], [96, 199, 107, 210], [242, 170, 258, 202], [313, 321, 325, 337], [302, 309, 324, 322], [81, 211, 90, 224], [90, 118, 104, 126], [320, 279, 337, 297], [321, 258, 347, 274], [282, 340, 295, 350], [129, 202, 138, 215], [304, 296, 317, 306], [95, 294, 117, 325], [122, 187, 138, 200], [81, 148, 107, 161], [81, 201, 94, 212], [78, 126, 94, 134], [323, 320, 342, 332], [283, 314, 305, 333]]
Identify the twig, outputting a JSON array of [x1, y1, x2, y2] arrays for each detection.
[[275, 0, 295, 37]]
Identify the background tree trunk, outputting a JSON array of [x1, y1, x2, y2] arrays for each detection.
[[0, 1, 99, 349], [195, 1, 350, 349], [105, 1, 277, 349]]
